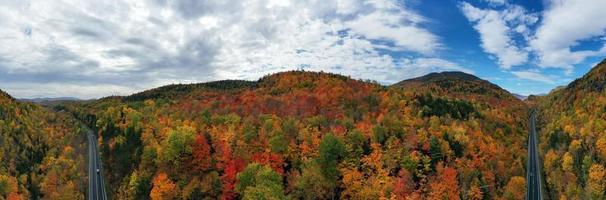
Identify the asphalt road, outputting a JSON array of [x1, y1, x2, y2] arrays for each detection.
[[88, 128, 108, 200], [526, 111, 542, 200]]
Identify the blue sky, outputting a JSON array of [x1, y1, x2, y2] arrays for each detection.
[[0, 0, 605, 98], [401, 0, 606, 95]]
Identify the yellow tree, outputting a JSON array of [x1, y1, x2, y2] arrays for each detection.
[[569, 139, 581, 153], [427, 165, 460, 200], [544, 150, 559, 171], [587, 164, 605, 199], [562, 152, 574, 172], [503, 176, 525, 200], [468, 185, 483, 200], [596, 137, 606, 161], [151, 173, 178, 200], [340, 168, 366, 199], [342, 144, 392, 199], [362, 144, 393, 199]]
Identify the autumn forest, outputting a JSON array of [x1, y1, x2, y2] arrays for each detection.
[[2, 61, 606, 199]]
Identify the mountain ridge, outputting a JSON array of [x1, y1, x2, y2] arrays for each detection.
[[95, 70, 518, 103], [20, 97, 82, 103], [393, 71, 519, 102], [566, 58, 606, 92], [394, 71, 484, 84]]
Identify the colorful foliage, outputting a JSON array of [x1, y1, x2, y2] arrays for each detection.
[[57, 71, 529, 199]]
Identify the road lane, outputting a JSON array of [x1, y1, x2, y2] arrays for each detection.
[[88, 133, 95, 200], [526, 111, 542, 200], [88, 128, 107, 200]]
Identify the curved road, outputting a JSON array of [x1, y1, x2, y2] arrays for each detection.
[[88, 128, 108, 200], [526, 111, 543, 200]]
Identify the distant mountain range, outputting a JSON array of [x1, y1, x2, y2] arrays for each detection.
[[19, 97, 82, 103], [7, 71, 547, 102], [512, 93, 528, 100]]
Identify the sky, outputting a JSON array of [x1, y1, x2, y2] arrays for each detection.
[[1, 0, 606, 99]]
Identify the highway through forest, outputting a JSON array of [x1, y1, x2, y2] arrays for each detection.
[[526, 111, 543, 200], [81, 111, 544, 200], [88, 128, 108, 200]]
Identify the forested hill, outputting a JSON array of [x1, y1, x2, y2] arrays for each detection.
[[0, 90, 86, 199], [123, 80, 258, 102], [537, 59, 606, 199], [59, 70, 530, 199], [394, 71, 517, 101], [393, 71, 527, 130], [542, 59, 606, 109]]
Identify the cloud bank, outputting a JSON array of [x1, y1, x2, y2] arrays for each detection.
[[0, 0, 465, 98]]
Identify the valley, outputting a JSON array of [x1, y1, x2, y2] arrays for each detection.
[[2, 0, 605, 199], [1, 60, 606, 199]]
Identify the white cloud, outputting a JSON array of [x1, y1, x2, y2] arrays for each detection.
[[0, 0, 461, 98], [483, 0, 507, 6], [511, 70, 555, 84], [345, 2, 440, 54], [461, 0, 606, 75], [460, 2, 536, 69], [0, 82, 139, 99], [530, 0, 606, 69]]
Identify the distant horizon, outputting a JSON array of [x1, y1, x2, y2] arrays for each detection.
[[4, 69, 565, 99]]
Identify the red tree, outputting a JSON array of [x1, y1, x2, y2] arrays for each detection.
[[217, 141, 246, 200], [393, 169, 415, 198], [251, 152, 285, 174], [192, 134, 212, 172]]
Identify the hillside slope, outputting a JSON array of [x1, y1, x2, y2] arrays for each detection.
[[63, 70, 529, 199], [393, 71, 528, 134], [0, 90, 86, 199], [394, 71, 517, 100], [537, 59, 606, 199]]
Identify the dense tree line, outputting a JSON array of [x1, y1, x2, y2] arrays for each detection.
[[537, 59, 606, 199]]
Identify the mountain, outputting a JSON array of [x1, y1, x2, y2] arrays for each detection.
[[536, 59, 606, 199], [394, 71, 518, 101], [19, 97, 84, 108], [123, 80, 257, 102], [59, 70, 530, 199], [567, 59, 606, 92], [393, 71, 528, 128], [396, 71, 482, 84], [512, 93, 527, 100], [20, 97, 81, 103], [0, 90, 86, 199]]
